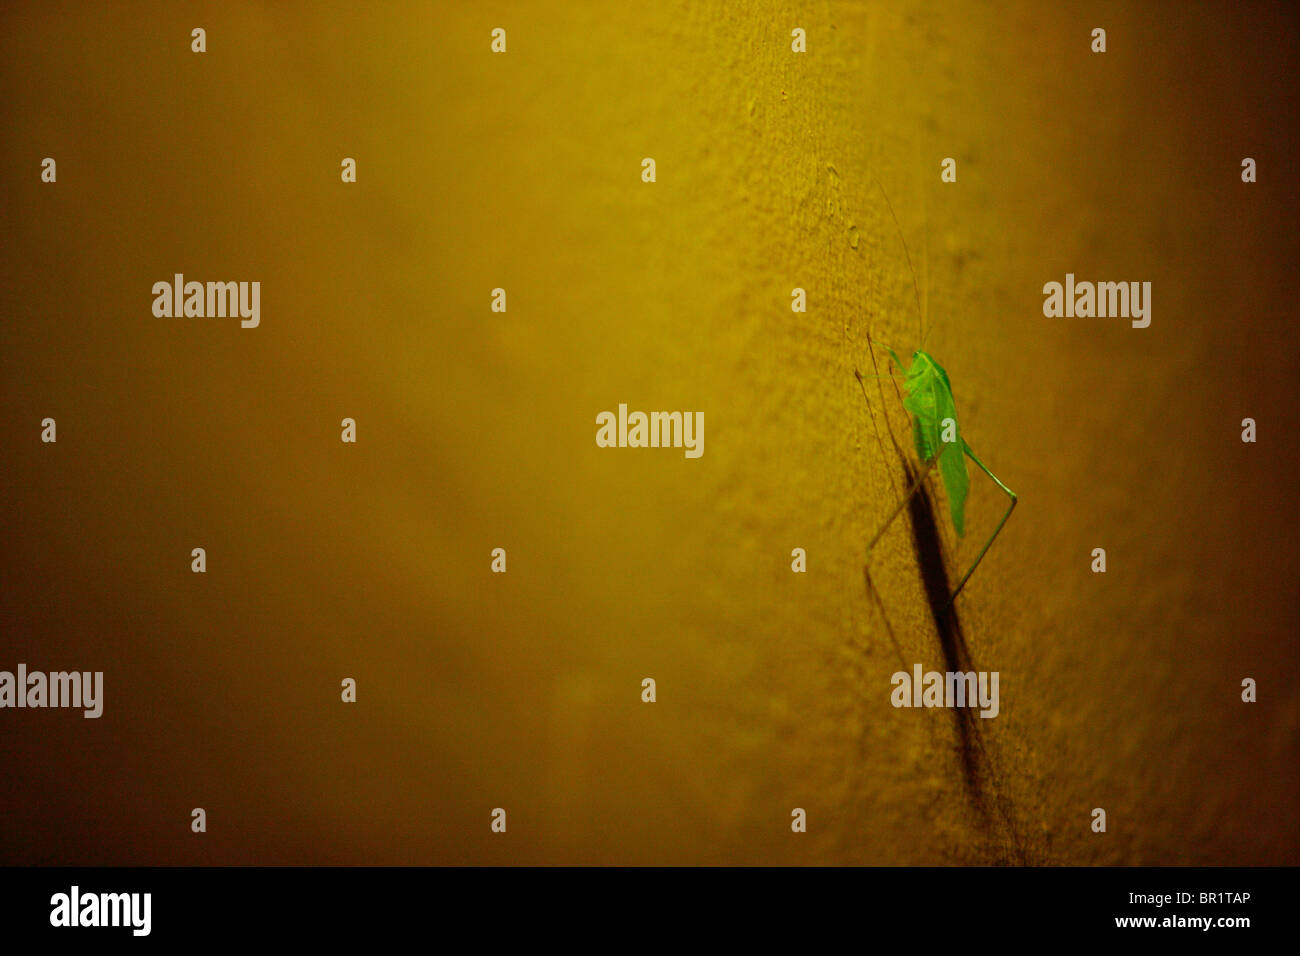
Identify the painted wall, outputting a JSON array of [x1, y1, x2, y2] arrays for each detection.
[[1, 1, 1296, 863]]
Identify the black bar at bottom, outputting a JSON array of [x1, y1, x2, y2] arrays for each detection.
[[0, 866, 1288, 943]]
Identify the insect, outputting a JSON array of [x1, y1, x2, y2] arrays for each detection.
[[856, 176, 1017, 609]]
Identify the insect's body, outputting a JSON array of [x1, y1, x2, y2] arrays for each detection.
[[856, 174, 1017, 607], [857, 342, 1016, 607], [891, 348, 970, 537]]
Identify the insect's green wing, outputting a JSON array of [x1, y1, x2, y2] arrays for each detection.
[[901, 362, 937, 455], [903, 353, 970, 537], [891, 348, 944, 465], [934, 379, 969, 537]]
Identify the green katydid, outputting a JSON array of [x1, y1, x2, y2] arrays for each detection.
[[856, 176, 1017, 609]]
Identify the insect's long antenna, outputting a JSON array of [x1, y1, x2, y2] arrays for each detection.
[[868, 171, 925, 347]]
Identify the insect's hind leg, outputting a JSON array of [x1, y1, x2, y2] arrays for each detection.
[[943, 440, 1017, 609]]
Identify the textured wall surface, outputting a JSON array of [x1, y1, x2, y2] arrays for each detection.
[[1, 1, 1297, 864]]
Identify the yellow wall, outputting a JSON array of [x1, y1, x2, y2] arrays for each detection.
[[0, 1, 1296, 864]]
